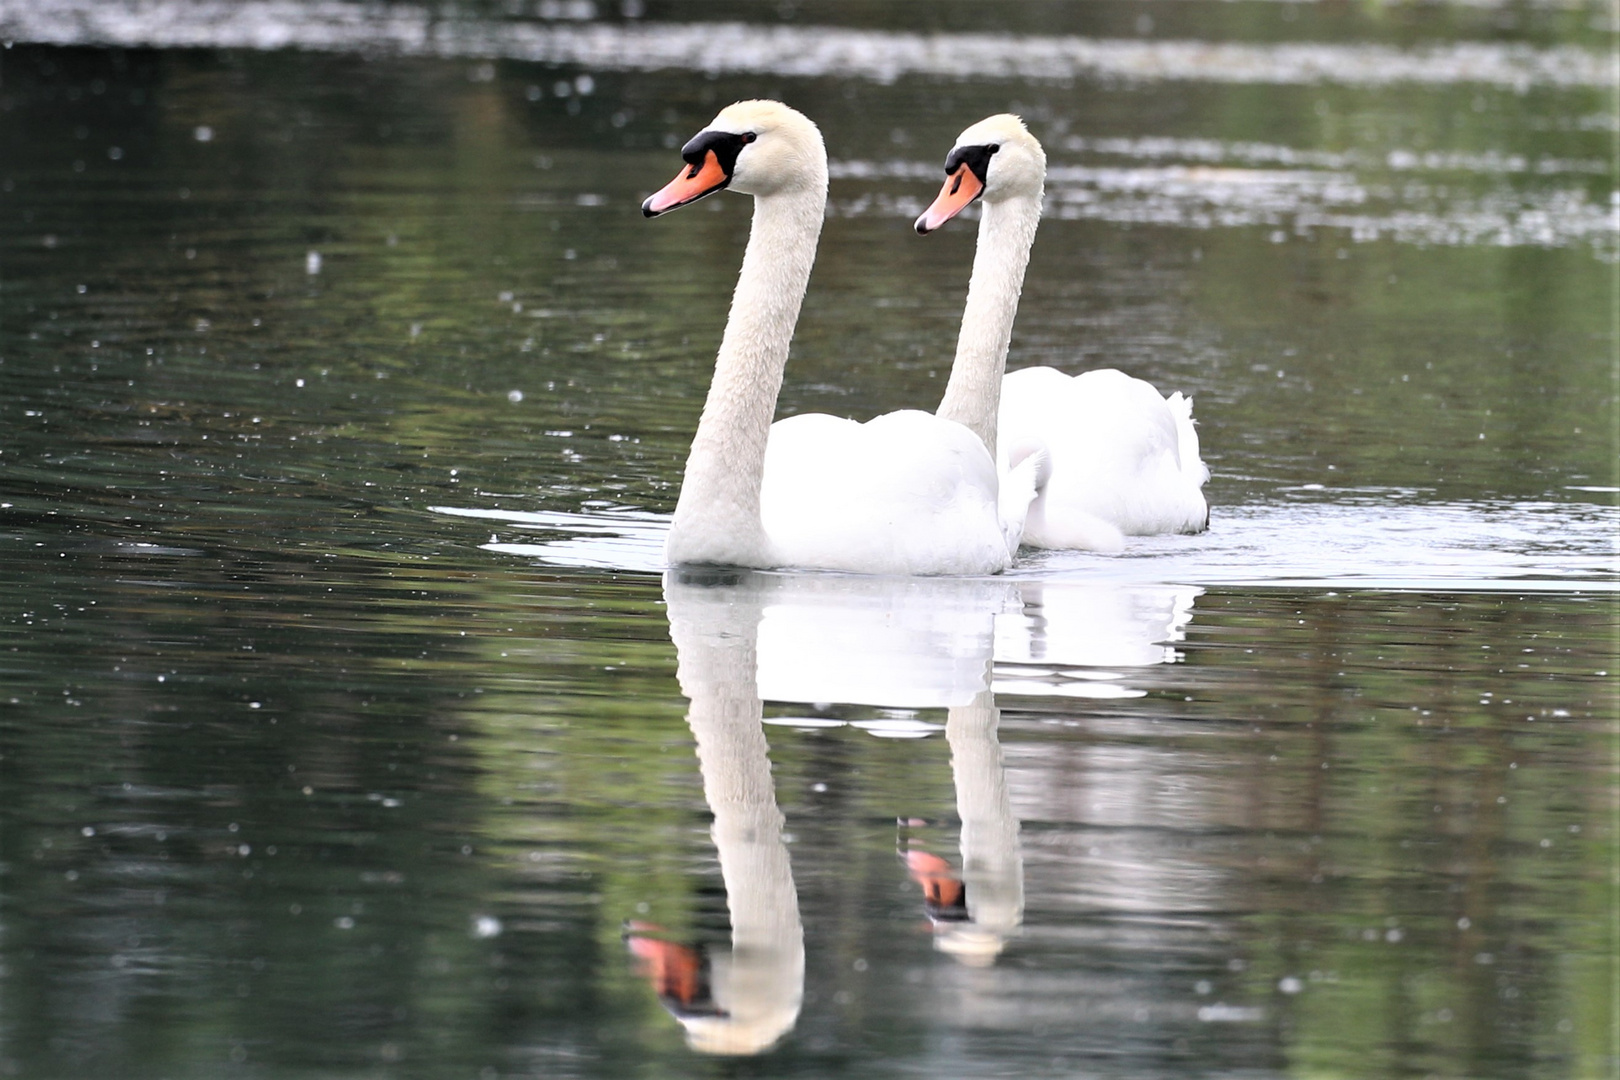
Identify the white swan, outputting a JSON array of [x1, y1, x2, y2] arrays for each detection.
[[643, 101, 1040, 576], [917, 115, 1210, 554]]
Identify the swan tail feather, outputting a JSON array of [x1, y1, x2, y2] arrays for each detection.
[[998, 446, 1047, 557], [1166, 391, 1210, 486]]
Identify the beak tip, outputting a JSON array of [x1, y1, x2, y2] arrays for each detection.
[[914, 217, 932, 235], [641, 201, 659, 218]]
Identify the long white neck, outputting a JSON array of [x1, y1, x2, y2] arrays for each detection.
[[667, 184, 826, 568], [936, 190, 1042, 460]]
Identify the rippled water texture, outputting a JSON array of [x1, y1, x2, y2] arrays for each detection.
[[0, 1, 1616, 1077]]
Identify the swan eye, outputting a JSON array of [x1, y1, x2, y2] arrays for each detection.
[[678, 129, 754, 178], [942, 144, 997, 185]]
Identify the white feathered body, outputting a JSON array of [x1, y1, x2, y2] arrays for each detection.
[[999, 366, 1209, 553], [761, 410, 1037, 576]]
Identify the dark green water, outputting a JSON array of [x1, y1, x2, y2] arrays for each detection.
[[1, 2, 1616, 1077]]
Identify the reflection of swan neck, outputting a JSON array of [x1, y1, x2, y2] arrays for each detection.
[[669, 184, 826, 568], [667, 578, 805, 1054], [937, 190, 1042, 461], [941, 689, 1024, 964], [688, 686, 778, 823]]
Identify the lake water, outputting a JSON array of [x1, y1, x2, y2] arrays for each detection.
[[0, 1, 1615, 1077]]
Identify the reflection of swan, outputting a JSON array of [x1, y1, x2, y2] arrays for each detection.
[[643, 101, 1039, 575], [917, 115, 1209, 553], [653, 569, 804, 1055], [665, 570, 1030, 984], [655, 567, 1204, 1022]]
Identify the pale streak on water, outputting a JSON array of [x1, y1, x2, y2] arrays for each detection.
[[1, 0, 1609, 88], [6, 0, 1612, 258], [832, 155, 1616, 254]]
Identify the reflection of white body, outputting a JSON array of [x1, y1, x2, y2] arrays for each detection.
[[648, 101, 1038, 575], [751, 576, 1201, 701], [995, 581, 1200, 670], [923, 116, 1209, 554], [755, 574, 1012, 708]]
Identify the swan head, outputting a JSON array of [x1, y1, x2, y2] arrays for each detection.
[[643, 100, 826, 216], [914, 114, 1045, 234]]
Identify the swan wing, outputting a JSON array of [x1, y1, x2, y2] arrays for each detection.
[[761, 410, 1013, 575], [1001, 367, 1209, 548]]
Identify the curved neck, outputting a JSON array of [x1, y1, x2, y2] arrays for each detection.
[[664, 575, 804, 1053], [668, 184, 826, 568], [936, 191, 1042, 460]]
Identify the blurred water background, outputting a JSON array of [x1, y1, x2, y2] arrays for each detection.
[[0, 1, 1616, 1077]]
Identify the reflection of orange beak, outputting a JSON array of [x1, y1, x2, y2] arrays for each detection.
[[642, 151, 730, 217], [914, 163, 985, 234], [902, 849, 966, 912], [625, 923, 709, 1009]]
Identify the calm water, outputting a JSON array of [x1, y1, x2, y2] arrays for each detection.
[[1, 1, 1616, 1077]]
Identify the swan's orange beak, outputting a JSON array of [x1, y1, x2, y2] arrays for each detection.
[[915, 163, 984, 234], [642, 151, 730, 217]]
